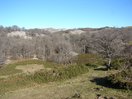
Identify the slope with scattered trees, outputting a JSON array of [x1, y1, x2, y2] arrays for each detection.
[[0, 25, 132, 98]]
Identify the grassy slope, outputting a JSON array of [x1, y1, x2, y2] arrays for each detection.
[[0, 60, 89, 95], [0, 60, 46, 76], [0, 68, 131, 99]]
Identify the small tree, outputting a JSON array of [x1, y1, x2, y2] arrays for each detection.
[[51, 34, 73, 64], [93, 30, 125, 69]]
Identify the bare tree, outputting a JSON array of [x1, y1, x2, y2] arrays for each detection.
[[50, 34, 73, 64], [93, 30, 125, 69], [0, 34, 7, 66], [33, 36, 53, 60]]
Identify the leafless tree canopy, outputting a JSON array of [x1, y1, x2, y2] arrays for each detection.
[[0, 26, 132, 66]]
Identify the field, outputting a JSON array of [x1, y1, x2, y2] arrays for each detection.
[[0, 60, 131, 99]]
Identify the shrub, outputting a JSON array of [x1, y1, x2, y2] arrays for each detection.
[[76, 54, 104, 68], [107, 69, 132, 89], [0, 64, 89, 94], [111, 58, 125, 70], [28, 64, 89, 83]]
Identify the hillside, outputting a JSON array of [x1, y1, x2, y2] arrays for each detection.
[[0, 60, 131, 99], [0, 60, 132, 99], [0, 26, 132, 99]]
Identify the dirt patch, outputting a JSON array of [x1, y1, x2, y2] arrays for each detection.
[[15, 64, 49, 74]]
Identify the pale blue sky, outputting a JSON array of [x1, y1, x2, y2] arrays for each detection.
[[0, 0, 132, 29]]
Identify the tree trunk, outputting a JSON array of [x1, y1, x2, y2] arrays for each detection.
[[107, 58, 111, 70]]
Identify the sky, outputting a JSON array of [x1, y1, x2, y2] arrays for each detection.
[[0, 0, 132, 29]]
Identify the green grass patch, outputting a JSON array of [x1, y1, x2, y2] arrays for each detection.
[[0, 62, 89, 94], [29, 64, 89, 83], [76, 54, 104, 68], [0, 60, 46, 76]]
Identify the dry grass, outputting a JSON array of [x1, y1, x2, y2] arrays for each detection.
[[15, 64, 48, 74]]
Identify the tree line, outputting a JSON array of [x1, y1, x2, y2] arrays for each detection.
[[0, 25, 132, 69]]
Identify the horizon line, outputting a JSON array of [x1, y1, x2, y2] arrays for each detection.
[[0, 25, 132, 29]]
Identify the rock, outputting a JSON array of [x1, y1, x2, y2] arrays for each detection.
[[32, 54, 38, 60], [96, 94, 105, 99], [93, 87, 104, 91], [5, 59, 11, 64], [95, 88, 100, 91]]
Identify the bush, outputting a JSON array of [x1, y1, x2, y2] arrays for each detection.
[[111, 58, 125, 70], [76, 54, 104, 68], [0, 64, 89, 94], [28, 64, 89, 83], [107, 69, 132, 89]]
